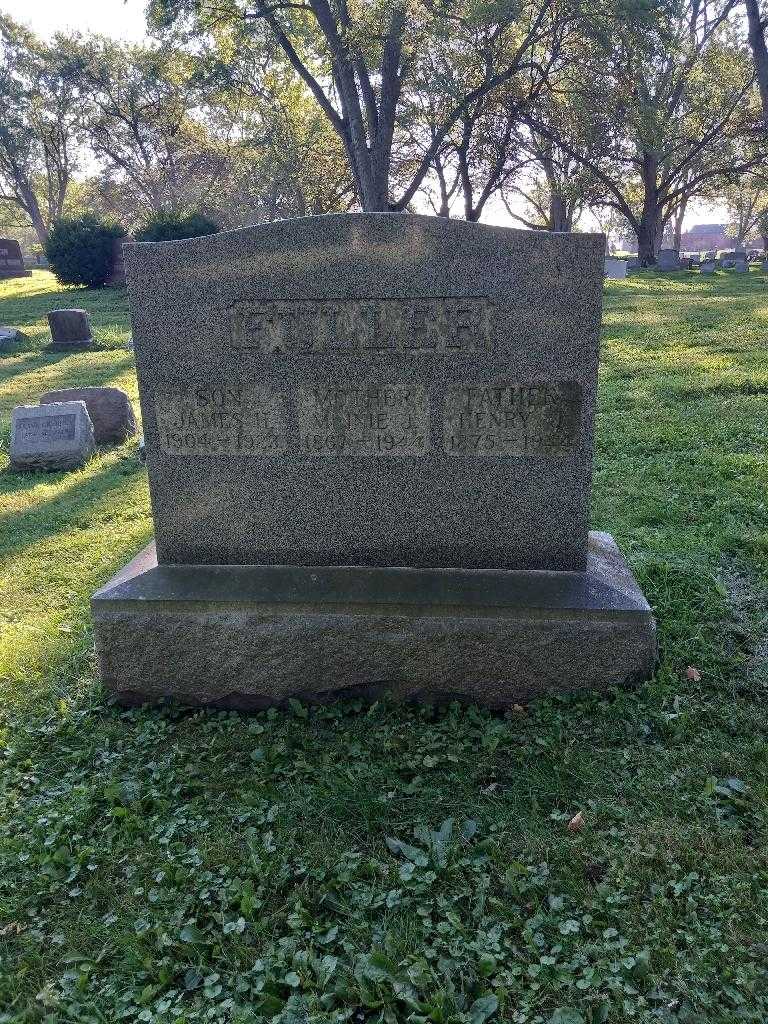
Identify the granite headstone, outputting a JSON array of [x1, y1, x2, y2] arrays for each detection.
[[48, 309, 94, 349], [657, 248, 682, 271], [0, 238, 30, 279], [40, 386, 136, 443], [125, 217, 603, 571], [720, 250, 746, 269], [92, 214, 655, 708], [106, 237, 129, 288], [10, 401, 95, 471], [0, 326, 21, 349], [604, 257, 627, 280]]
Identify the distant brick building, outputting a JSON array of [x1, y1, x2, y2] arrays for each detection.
[[680, 223, 763, 252]]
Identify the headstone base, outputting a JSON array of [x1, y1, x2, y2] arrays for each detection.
[[92, 532, 656, 709]]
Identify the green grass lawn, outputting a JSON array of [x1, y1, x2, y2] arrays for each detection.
[[1, 268, 767, 1024]]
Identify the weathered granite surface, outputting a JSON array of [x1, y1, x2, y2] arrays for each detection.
[[699, 260, 716, 275], [48, 309, 93, 349], [40, 386, 136, 443], [106, 236, 130, 288], [0, 238, 30, 278], [126, 214, 605, 571], [92, 531, 657, 708], [10, 401, 94, 471]]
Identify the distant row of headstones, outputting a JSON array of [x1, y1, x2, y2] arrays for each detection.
[[606, 249, 757, 278]]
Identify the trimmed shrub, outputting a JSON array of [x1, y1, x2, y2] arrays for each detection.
[[45, 216, 126, 288], [135, 211, 219, 243]]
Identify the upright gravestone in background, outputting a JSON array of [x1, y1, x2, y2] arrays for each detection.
[[721, 250, 747, 269], [0, 238, 30, 279], [657, 248, 682, 271], [604, 257, 627, 280], [106, 237, 129, 288], [48, 309, 94, 350], [91, 215, 656, 708]]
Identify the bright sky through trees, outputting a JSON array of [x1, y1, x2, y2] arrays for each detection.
[[0, 0, 726, 237], [1, 0, 147, 41]]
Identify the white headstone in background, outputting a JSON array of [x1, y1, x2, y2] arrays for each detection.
[[604, 257, 627, 280]]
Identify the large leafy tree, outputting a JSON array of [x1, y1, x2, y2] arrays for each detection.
[[720, 170, 768, 245], [0, 16, 83, 245], [528, 0, 763, 263], [67, 38, 231, 220], [150, 0, 575, 213], [502, 92, 608, 231]]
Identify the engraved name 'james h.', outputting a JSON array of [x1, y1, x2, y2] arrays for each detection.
[[232, 298, 490, 354]]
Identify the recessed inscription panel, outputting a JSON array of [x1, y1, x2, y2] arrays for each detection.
[[297, 384, 429, 456], [444, 383, 581, 456], [231, 298, 491, 354], [155, 386, 288, 455], [19, 414, 76, 442]]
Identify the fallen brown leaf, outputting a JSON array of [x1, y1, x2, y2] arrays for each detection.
[[685, 665, 702, 682], [567, 811, 584, 832]]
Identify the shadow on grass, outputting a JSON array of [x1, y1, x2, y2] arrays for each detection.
[[0, 448, 147, 561], [0, 352, 137, 426]]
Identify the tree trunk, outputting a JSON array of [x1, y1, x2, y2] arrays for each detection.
[[549, 192, 570, 232], [746, 0, 768, 124], [637, 152, 661, 266], [673, 197, 687, 251], [16, 178, 48, 247]]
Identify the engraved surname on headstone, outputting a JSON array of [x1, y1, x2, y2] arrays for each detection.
[[443, 383, 581, 455], [297, 384, 429, 455], [19, 414, 76, 442], [231, 298, 491, 354], [155, 386, 288, 455]]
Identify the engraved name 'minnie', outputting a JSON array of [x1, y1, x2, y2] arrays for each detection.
[[298, 385, 429, 456], [231, 298, 491, 354]]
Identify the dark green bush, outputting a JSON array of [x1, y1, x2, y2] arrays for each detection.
[[135, 210, 219, 243], [45, 215, 126, 288]]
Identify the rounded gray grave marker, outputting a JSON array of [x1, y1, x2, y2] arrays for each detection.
[[40, 386, 136, 444], [48, 309, 94, 350]]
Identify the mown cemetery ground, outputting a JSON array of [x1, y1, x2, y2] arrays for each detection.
[[0, 269, 767, 1023]]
